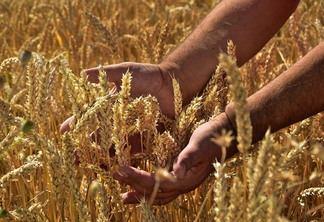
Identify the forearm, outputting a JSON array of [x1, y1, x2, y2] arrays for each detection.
[[225, 41, 324, 144], [160, 0, 299, 105]]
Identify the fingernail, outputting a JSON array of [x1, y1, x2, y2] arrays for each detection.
[[118, 168, 129, 178]]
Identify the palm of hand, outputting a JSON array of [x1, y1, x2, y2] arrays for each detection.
[[114, 120, 226, 205]]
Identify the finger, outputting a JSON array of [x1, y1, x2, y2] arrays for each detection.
[[121, 190, 178, 202], [85, 64, 127, 84], [113, 166, 182, 196], [113, 166, 155, 193], [60, 116, 74, 134], [109, 85, 118, 94], [121, 192, 143, 204], [122, 192, 178, 205], [172, 148, 197, 180], [114, 173, 151, 194], [113, 167, 181, 196], [113, 166, 181, 194]]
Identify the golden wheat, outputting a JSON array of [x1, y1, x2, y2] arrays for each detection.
[[0, 0, 323, 221]]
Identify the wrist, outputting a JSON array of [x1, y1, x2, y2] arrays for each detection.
[[209, 112, 238, 159], [224, 102, 237, 131], [157, 62, 175, 96], [159, 60, 196, 106], [225, 101, 263, 144]]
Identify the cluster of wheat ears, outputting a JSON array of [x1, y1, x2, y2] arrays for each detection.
[[0, 0, 323, 221]]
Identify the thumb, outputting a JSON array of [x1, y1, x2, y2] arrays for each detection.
[[60, 116, 74, 134], [172, 151, 195, 180]]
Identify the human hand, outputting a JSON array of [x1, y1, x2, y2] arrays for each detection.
[[60, 62, 174, 134], [113, 113, 238, 205]]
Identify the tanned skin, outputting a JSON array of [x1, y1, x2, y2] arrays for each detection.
[[113, 42, 324, 205], [61, 0, 324, 205]]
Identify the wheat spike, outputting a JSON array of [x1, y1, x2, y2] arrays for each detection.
[[219, 53, 252, 153], [0, 160, 42, 189], [73, 94, 117, 136], [266, 196, 281, 222], [87, 164, 123, 207], [0, 57, 20, 76], [139, 198, 159, 222], [8, 208, 40, 222], [298, 187, 324, 207], [60, 66, 85, 120], [125, 96, 145, 132], [62, 133, 90, 222], [247, 129, 274, 221], [172, 77, 182, 120], [45, 143, 67, 201], [84, 10, 118, 56], [0, 98, 11, 120], [213, 161, 227, 222], [226, 176, 244, 222], [0, 128, 20, 154], [33, 53, 51, 134], [80, 20, 91, 69], [10, 88, 27, 105], [92, 177, 110, 222], [172, 95, 200, 149], [25, 60, 37, 120], [153, 132, 171, 168], [98, 64, 111, 96], [154, 22, 169, 63]]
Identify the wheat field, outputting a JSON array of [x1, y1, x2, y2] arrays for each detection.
[[0, 0, 323, 221]]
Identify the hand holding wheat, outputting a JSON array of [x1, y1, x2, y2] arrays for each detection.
[[113, 112, 237, 205], [86, 62, 175, 117], [61, 62, 177, 159]]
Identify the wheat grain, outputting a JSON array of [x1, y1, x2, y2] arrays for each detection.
[[299, 187, 324, 207], [213, 161, 227, 222]]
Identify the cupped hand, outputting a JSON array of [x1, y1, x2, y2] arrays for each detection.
[[86, 62, 174, 117], [60, 62, 174, 134], [113, 113, 238, 205]]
